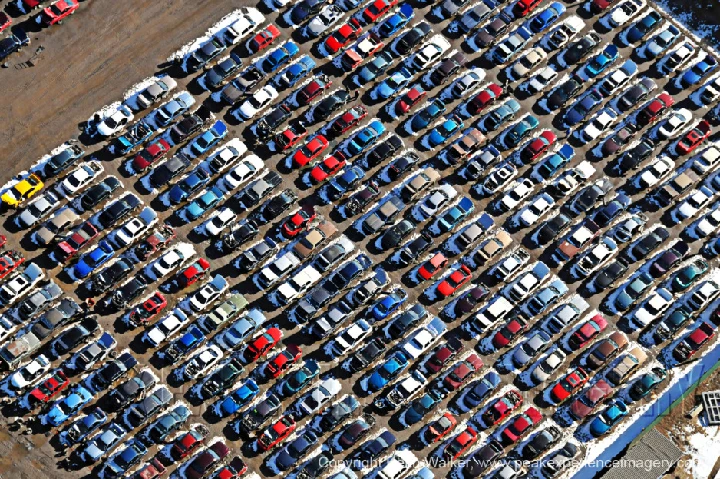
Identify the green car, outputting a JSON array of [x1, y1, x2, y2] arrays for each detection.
[[502, 115, 539, 149], [629, 367, 668, 401], [671, 259, 709, 292]]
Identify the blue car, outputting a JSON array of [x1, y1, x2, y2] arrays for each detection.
[[405, 390, 442, 424], [682, 55, 718, 86], [374, 67, 413, 100], [427, 117, 464, 148], [184, 186, 224, 221], [115, 120, 155, 155], [168, 168, 211, 204], [328, 165, 365, 200], [75, 240, 115, 279], [59, 407, 108, 447], [377, 4, 414, 38], [589, 399, 628, 437], [167, 325, 206, 361], [584, 44, 619, 78], [437, 197, 477, 233], [104, 439, 148, 476], [536, 144, 574, 179], [281, 360, 320, 397], [464, 371, 502, 408], [484, 99, 521, 132], [564, 88, 603, 127], [347, 120, 386, 156], [527, 1, 566, 33], [503, 115, 540, 148], [262, 41, 300, 74], [216, 379, 260, 417], [189, 121, 228, 156], [367, 351, 409, 392], [276, 55, 316, 89], [355, 52, 394, 86], [46, 386, 94, 427], [372, 290, 408, 320], [409, 99, 446, 133], [626, 11, 662, 44]]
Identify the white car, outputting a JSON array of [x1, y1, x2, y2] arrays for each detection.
[[634, 156, 674, 188], [400, 321, 443, 359], [305, 5, 343, 37], [96, 105, 134, 137], [408, 35, 451, 72], [298, 378, 341, 416], [695, 202, 720, 236], [481, 162, 517, 195], [183, 345, 223, 379], [514, 192, 555, 227], [581, 108, 618, 143], [0, 264, 44, 306], [61, 161, 103, 195], [152, 243, 195, 278], [207, 138, 248, 174], [377, 451, 418, 479], [135, 76, 178, 110], [205, 207, 237, 237], [531, 349, 567, 383], [525, 66, 557, 94], [657, 108, 692, 139], [7, 354, 50, 391], [598, 61, 637, 96], [332, 319, 371, 356], [224, 8, 266, 44], [222, 154, 264, 191], [448, 68, 486, 99], [658, 42, 695, 74], [632, 287, 673, 327], [236, 85, 278, 120], [608, 0, 645, 27], [510, 47, 547, 80], [189, 275, 228, 312], [675, 186, 714, 220], [114, 207, 158, 248], [551, 161, 595, 197], [17, 192, 60, 229], [417, 185, 458, 218], [545, 15, 585, 50], [498, 178, 534, 212], [144, 309, 189, 347], [572, 236, 618, 278]]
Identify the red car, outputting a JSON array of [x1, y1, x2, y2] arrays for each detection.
[[331, 106, 368, 135], [569, 379, 613, 419], [28, 371, 69, 405], [276, 123, 309, 151], [674, 321, 716, 361], [467, 83, 503, 115], [179, 258, 211, 288], [481, 389, 523, 426], [361, 0, 398, 24], [511, 0, 542, 17], [426, 412, 457, 442], [325, 20, 362, 54], [0, 12, 11, 33], [136, 225, 176, 261], [244, 327, 282, 362], [298, 77, 332, 106], [266, 344, 302, 378], [637, 93, 674, 126], [443, 426, 478, 460], [443, 354, 483, 390], [550, 368, 589, 404], [292, 135, 330, 168], [418, 253, 448, 281], [55, 221, 99, 263], [569, 314, 608, 350], [591, 0, 616, 12], [247, 24, 281, 54], [0, 250, 25, 281], [396, 87, 427, 115], [129, 292, 167, 325], [491, 316, 528, 349], [172, 429, 207, 459], [677, 120, 711, 155], [520, 130, 556, 163], [437, 264, 472, 298], [214, 457, 248, 479], [500, 407, 542, 443], [257, 415, 296, 451], [40, 0, 79, 26], [281, 205, 317, 237], [424, 337, 463, 374], [310, 153, 347, 183], [133, 139, 171, 171], [187, 441, 230, 479]]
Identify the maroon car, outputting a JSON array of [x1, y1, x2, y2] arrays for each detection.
[[55, 221, 99, 263], [569, 379, 613, 419], [186, 440, 230, 479], [443, 354, 483, 390], [424, 337, 463, 374]]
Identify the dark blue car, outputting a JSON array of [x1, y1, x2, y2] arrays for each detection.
[[75, 240, 115, 279], [626, 11, 662, 44], [262, 41, 300, 74], [409, 99, 446, 132], [216, 379, 260, 417], [276, 55, 316, 89], [168, 168, 211, 204], [527, 2, 566, 33], [564, 88, 603, 127], [682, 55, 718, 86], [377, 4, 414, 38]]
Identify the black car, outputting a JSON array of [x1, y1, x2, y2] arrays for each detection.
[[397, 232, 433, 266], [150, 154, 192, 189], [111, 277, 148, 309], [97, 194, 142, 230], [255, 189, 298, 223], [344, 181, 380, 216], [312, 90, 351, 122], [616, 138, 655, 173], [430, 52, 467, 85], [616, 77, 656, 112], [205, 52, 243, 90], [535, 213, 571, 245], [547, 75, 583, 110], [80, 177, 122, 212], [240, 394, 282, 432], [294, 286, 334, 322], [349, 337, 386, 373], [169, 115, 205, 144], [221, 221, 258, 251], [394, 22, 432, 56], [564, 33, 601, 64], [594, 258, 628, 291], [236, 238, 277, 273], [30, 298, 81, 339], [387, 151, 420, 180], [571, 179, 613, 213], [91, 259, 134, 295], [200, 358, 245, 398], [90, 352, 138, 392], [186, 37, 226, 72], [44, 144, 85, 178], [51, 317, 100, 357], [329, 254, 372, 291], [297, 450, 333, 479], [221, 66, 264, 104], [522, 426, 562, 459], [0, 28, 29, 62], [464, 440, 504, 477], [126, 387, 173, 428], [365, 135, 404, 169], [319, 395, 360, 432], [631, 227, 670, 259], [381, 219, 415, 249], [108, 370, 157, 411], [387, 304, 427, 339], [352, 430, 396, 469], [473, 13, 512, 48], [255, 104, 292, 139], [290, 0, 327, 24]]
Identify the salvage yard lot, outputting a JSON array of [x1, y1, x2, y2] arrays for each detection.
[[0, 0, 719, 478]]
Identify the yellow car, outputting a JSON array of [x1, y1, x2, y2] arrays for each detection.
[[1, 174, 44, 208]]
